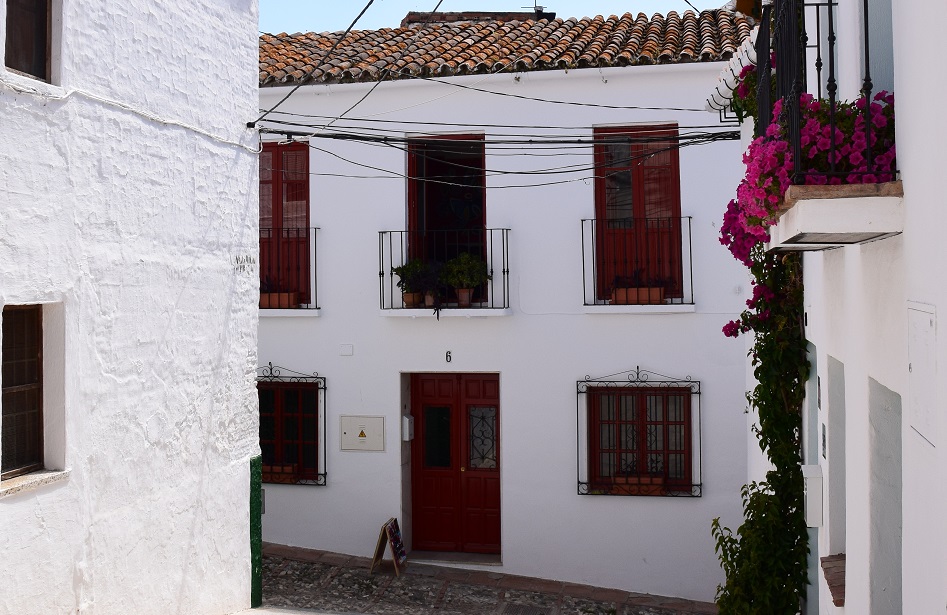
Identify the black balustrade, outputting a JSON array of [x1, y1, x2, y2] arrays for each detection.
[[379, 228, 510, 311], [581, 217, 694, 306], [756, 0, 896, 184], [259, 227, 318, 309]]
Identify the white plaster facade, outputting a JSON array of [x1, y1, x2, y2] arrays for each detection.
[[257, 59, 752, 602], [713, 0, 947, 612], [0, 1, 260, 613]]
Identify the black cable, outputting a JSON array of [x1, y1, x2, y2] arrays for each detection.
[[250, 0, 376, 128], [259, 130, 737, 187], [260, 126, 739, 148], [319, 0, 447, 136], [259, 117, 732, 139]]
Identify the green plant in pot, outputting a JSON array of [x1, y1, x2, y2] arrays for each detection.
[[391, 259, 425, 307], [417, 261, 445, 308], [443, 253, 491, 308]]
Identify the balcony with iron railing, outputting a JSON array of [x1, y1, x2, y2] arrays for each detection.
[[581, 217, 694, 308], [378, 228, 510, 313], [259, 227, 318, 310], [753, 0, 902, 251]]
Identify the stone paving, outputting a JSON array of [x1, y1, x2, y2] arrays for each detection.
[[262, 543, 718, 615]]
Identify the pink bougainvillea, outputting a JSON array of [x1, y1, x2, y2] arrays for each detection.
[[720, 90, 896, 273], [719, 89, 896, 339]]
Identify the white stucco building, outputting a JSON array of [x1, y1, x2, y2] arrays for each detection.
[[255, 9, 754, 602], [0, 1, 260, 613], [708, 0, 946, 612]]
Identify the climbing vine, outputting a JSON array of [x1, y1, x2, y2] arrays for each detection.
[[712, 72, 895, 612], [712, 246, 809, 614]]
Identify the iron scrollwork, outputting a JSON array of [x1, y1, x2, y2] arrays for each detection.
[[257, 362, 326, 387]]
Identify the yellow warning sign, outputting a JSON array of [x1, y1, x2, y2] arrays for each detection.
[[358, 430, 367, 438]]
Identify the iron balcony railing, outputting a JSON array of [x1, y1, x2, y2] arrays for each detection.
[[756, 0, 896, 183], [379, 228, 511, 311], [260, 227, 318, 309], [581, 217, 694, 306]]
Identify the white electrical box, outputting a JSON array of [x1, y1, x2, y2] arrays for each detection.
[[402, 415, 415, 441], [340, 415, 385, 451], [802, 464, 823, 528]]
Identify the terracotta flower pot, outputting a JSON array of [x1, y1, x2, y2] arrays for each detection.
[[610, 287, 665, 305], [455, 288, 474, 308], [260, 292, 299, 309], [402, 291, 423, 308]]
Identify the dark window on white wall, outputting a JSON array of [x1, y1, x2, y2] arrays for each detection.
[[1, 305, 44, 480], [256, 363, 327, 485], [5, 0, 51, 81]]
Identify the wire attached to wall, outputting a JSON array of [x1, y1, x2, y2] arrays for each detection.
[[249, 0, 377, 128]]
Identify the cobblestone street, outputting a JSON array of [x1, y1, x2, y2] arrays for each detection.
[[261, 544, 718, 615]]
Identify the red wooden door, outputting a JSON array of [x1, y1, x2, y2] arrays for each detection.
[[411, 373, 500, 554]]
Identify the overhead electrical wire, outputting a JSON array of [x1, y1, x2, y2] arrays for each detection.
[[258, 116, 732, 138], [250, 0, 376, 127], [368, 71, 710, 112], [258, 130, 737, 189], [317, 0, 446, 135], [259, 126, 739, 148]]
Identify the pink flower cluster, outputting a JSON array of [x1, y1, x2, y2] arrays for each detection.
[[720, 91, 896, 268], [719, 90, 896, 339], [723, 282, 777, 338]]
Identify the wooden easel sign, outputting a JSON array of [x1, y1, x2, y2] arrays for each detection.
[[370, 517, 408, 576]]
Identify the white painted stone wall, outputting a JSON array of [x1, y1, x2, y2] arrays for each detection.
[[890, 1, 947, 612], [774, 0, 947, 612], [0, 1, 260, 613], [258, 63, 751, 602]]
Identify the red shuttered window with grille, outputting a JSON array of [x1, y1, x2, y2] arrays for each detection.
[[588, 387, 691, 495], [593, 125, 683, 303], [257, 382, 320, 484]]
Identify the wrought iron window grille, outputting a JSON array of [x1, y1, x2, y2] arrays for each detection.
[[576, 366, 701, 497], [259, 227, 319, 310], [581, 218, 694, 306], [257, 362, 327, 486], [379, 228, 511, 312]]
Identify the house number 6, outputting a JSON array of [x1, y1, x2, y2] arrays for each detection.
[[446, 351, 452, 363]]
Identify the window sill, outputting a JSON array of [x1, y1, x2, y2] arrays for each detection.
[[260, 309, 320, 318], [1, 69, 64, 98], [382, 308, 513, 318], [0, 469, 70, 499], [583, 304, 695, 315]]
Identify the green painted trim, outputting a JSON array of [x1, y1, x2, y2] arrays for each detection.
[[250, 455, 263, 608]]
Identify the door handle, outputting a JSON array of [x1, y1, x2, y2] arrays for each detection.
[[460, 467, 466, 472]]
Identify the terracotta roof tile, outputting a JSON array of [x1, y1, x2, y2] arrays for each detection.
[[259, 9, 751, 87]]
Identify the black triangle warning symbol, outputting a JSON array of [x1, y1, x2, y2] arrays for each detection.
[[358, 430, 367, 438]]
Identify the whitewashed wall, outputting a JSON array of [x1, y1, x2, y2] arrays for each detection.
[[0, 0, 260, 613], [258, 62, 751, 602], [891, 1, 947, 613], [794, 0, 947, 612]]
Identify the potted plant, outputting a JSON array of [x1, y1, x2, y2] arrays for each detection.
[[609, 270, 667, 305], [260, 276, 300, 309], [391, 259, 425, 307], [417, 261, 445, 308], [442, 253, 491, 308]]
